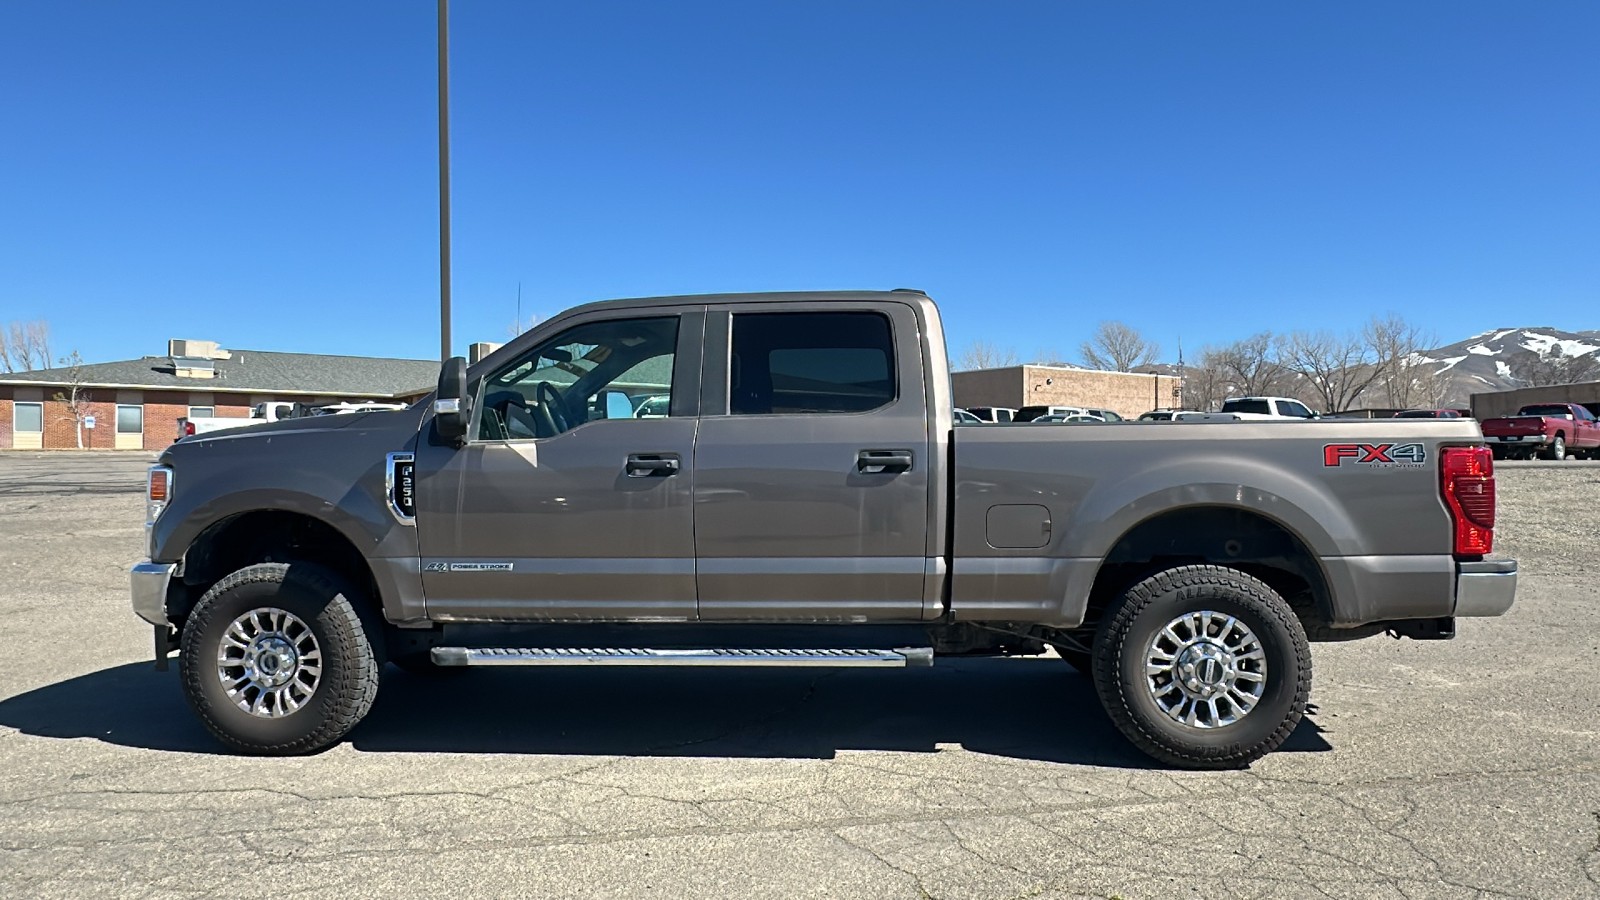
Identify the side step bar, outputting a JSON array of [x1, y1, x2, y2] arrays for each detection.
[[430, 646, 935, 668]]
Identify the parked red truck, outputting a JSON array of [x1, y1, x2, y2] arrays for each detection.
[[1480, 403, 1600, 460]]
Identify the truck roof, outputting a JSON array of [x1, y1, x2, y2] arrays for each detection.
[[559, 290, 934, 318]]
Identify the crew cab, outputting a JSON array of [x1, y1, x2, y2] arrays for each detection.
[[131, 291, 1517, 769], [1480, 403, 1600, 460]]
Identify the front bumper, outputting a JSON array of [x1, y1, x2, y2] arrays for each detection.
[[1455, 559, 1517, 617], [131, 560, 175, 626]]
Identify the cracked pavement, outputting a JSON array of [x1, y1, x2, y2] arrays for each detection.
[[2, 454, 1597, 899]]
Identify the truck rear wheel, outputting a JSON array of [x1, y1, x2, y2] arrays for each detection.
[[179, 562, 382, 755], [1091, 565, 1310, 769], [1540, 435, 1566, 461]]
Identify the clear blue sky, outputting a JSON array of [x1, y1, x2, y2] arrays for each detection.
[[2, 2, 1596, 367]]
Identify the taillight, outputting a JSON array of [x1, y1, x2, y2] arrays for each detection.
[[1441, 446, 1494, 558], [184, 421, 195, 436]]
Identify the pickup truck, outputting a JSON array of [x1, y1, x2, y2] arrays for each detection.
[[130, 290, 1517, 769], [1480, 403, 1600, 460], [176, 401, 297, 442], [1220, 396, 1320, 420]]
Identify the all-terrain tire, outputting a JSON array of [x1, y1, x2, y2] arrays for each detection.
[[180, 562, 382, 755], [1091, 564, 1311, 769]]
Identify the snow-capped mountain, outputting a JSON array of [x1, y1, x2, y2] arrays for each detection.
[[1418, 327, 1600, 404]]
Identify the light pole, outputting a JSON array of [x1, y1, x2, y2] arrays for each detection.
[[437, 0, 453, 361]]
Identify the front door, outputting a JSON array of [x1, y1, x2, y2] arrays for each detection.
[[692, 303, 932, 620], [414, 310, 702, 621]]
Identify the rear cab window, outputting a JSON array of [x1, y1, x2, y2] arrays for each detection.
[[729, 312, 896, 415], [1222, 399, 1271, 415]]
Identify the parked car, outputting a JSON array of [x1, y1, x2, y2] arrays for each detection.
[[1480, 403, 1600, 460], [133, 289, 1516, 769], [965, 406, 1016, 423], [1394, 409, 1465, 419], [1014, 405, 1088, 422], [1220, 397, 1320, 420], [1138, 410, 1200, 422], [1032, 413, 1104, 424], [632, 394, 671, 418], [308, 402, 409, 416], [1173, 412, 1244, 422], [954, 408, 984, 424]]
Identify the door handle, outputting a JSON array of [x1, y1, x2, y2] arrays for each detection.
[[857, 449, 913, 474], [626, 453, 680, 477]]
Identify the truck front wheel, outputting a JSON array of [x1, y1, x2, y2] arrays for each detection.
[[179, 562, 382, 755], [1091, 565, 1310, 769]]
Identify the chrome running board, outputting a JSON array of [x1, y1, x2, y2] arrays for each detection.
[[430, 646, 934, 668]]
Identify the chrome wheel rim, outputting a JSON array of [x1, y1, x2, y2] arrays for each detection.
[[217, 608, 322, 718], [1145, 610, 1266, 729]]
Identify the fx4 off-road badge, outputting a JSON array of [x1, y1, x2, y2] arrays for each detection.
[[1323, 442, 1427, 468]]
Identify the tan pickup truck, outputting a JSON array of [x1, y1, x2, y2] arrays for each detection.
[[132, 290, 1516, 768]]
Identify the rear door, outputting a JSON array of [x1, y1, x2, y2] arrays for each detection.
[[692, 301, 933, 620]]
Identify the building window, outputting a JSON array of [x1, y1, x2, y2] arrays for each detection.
[[14, 402, 43, 433], [188, 406, 215, 419], [116, 404, 144, 435]]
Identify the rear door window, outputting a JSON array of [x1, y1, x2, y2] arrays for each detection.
[[728, 312, 895, 415]]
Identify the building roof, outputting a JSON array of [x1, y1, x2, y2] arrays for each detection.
[[0, 349, 440, 399]]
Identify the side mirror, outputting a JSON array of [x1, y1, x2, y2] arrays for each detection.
[[434, 356, 471, 444], [601, 390, 634, 420]]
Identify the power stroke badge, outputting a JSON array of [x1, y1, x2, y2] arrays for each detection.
[[424, 562, 515, 572]]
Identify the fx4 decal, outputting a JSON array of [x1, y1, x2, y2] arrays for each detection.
[[1323, 442, 1427, 468]]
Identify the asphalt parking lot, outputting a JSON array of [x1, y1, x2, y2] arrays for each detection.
[[1, 453, 1596, 899]]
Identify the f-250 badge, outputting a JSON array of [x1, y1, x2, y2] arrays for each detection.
[[1323, 442, 1427, 468]]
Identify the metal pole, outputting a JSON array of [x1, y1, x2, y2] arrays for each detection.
[[437, 0, 453, 361]]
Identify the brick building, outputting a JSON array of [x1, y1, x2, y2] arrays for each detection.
[[951, 364, 1182, 420], [0, 339, 438, 451]]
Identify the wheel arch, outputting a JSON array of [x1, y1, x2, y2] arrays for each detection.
[[169, 509, 382, 629], [1082, 504, 1334, 637]]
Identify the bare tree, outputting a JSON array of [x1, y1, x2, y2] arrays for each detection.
[[1278, 329, 1389, 414], [1028, 347, 1073, 367], [51, 351, 92, 449], [954, 339, 1021, 371], [1510, 345, 1600, 387], [1079, 321, 1158, 372], [1209, 332, 1286, 398], [1363, 314, 1445, 409], [2, 320, 52, 372], [1183, 349, 1232, 412]]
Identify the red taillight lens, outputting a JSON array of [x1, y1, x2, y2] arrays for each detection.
[[184, 421, 195, 436], [1441, 446, 1494, 558]]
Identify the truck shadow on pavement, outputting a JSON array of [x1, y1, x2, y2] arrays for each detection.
[[0, 657, 1331, 766]]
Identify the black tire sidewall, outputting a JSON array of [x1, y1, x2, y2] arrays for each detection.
[[181, 564, 370, 752], [1096, 567, 1309, 766]]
